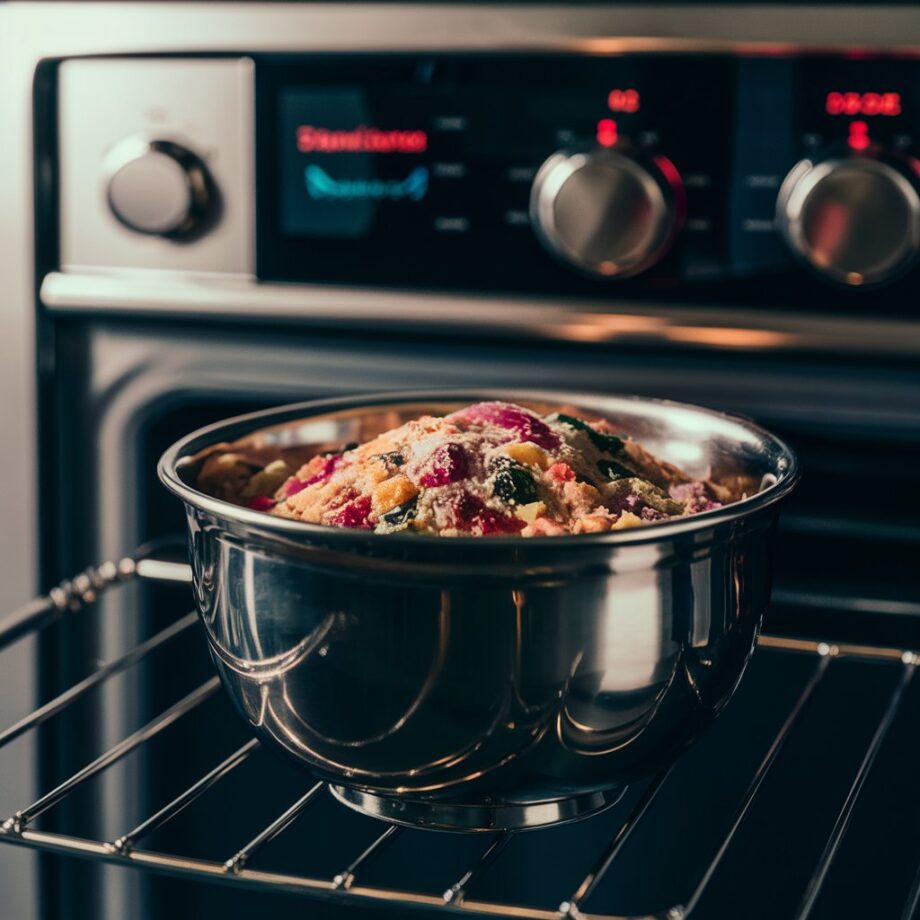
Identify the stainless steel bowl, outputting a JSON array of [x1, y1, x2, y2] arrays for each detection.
[[159, 391, 799, 832]]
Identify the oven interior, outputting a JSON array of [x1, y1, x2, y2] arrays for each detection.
[[1, 317, 914, 920]]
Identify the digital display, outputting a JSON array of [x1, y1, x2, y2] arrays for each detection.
[[607, 88, 640, 113], [304, 165, 429, 201], [296, 125, 428, 154], [848, 120, 871, 150], [596, 118, 618, 147], [258, 54, 734, 292], [279, 89, 432, 238], [824, 91, 902, 116], [256, 52, 920, 314]]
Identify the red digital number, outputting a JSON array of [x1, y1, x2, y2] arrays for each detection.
[[825, 91, 901, 117], [881, 92, 903, 115], [608, 88, 640, 113], [596, 118, 618, 147], [848, 120, 871, 151]]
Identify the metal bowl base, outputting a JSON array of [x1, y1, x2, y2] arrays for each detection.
[[329, 784, 625, 833]]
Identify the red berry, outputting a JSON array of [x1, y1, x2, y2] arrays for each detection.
[[306, 454, 343, 484], [450, 491, 524, 535], [246, 495, 277, 511], [286, 454, 343, 496], [548, 462, 576, 482], [457, 402, 560, 450], [418, 442, 469, 487], [328, 494, 373, 529], [479, 507, 526, 535]]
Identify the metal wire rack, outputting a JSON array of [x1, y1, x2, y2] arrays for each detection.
[[1, 547, 918, 920]]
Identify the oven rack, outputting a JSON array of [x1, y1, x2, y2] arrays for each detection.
[[1, 548, 918, 920]]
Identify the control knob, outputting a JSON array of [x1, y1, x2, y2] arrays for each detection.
[[105, 137, 214, 238], [530, 147, 684, 278], [776, 151, 920, 286]]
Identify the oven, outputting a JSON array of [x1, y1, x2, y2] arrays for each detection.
[[2, 5, 920, 920]]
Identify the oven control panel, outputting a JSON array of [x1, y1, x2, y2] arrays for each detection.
[[257, 55, 733, 293], [55, 53, 920, 312], [254, 54, 920, 306]]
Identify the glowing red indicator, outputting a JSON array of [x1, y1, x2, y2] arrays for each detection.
[[825, 91, 901, 117], [296, 125, 428, 154], [848, 120, 871, 151], [608, 88, 640, 113], [596, 118, 618, 147]]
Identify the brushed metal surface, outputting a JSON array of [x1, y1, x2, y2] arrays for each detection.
[[105, 138, 214, 238], [58, 57, 254, 274], [159, 391, 798, 831], [40, 270, 920, 356], [7, 0, 918, 908], [531, 149, 680, 278], [777, 155, 920, 286]]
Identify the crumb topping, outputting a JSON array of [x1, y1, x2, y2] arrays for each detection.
[[197, 401, 731, 536]]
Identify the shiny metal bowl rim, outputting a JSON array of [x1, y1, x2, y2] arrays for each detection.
[[158, 388, 800, 547]]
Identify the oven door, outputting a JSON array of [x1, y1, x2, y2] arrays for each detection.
[[40, 316, 920, 920]]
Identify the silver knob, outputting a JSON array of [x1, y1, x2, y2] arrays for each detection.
[[105, 137, 213, 238], [530, 148, 683, 278], [777, 154, 920, 286]]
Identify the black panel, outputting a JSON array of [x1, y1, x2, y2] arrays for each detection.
[[256, 53, 732, 293], [256, 52, 920, 313]]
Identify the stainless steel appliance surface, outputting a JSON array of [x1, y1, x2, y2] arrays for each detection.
[[2, 3, 920, 920], [159, 392, 797, 831]]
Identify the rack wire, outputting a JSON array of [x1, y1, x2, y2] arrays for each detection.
[[1, 548, 918, 920]]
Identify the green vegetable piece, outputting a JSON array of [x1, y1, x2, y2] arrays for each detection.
[[380, 496, 417, 528], [240, 459, 292, 498], [607, 478, 685, 515], [556, 414, 624, 455], [597, 457, 635, 481], [490, 456, 538, 505]]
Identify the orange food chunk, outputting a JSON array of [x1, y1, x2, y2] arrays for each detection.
[[372, 475, 419, 514], [573, 514, 612, 534]]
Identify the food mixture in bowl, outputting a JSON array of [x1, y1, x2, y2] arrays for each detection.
[[196, 401, 745, 536]]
